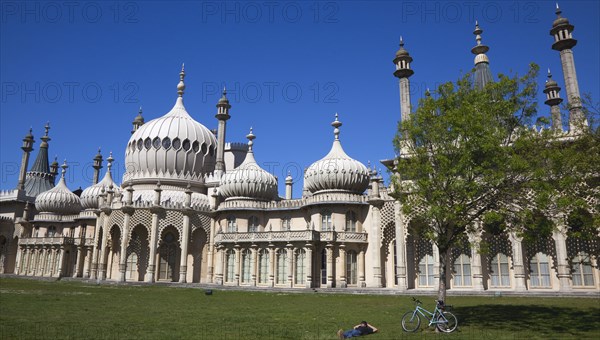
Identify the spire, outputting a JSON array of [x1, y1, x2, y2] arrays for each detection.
[[17, 128, 35, 190], [331, 113, 342, 141], [60, 159, 68, 179], [92, 148, 103, 184], [393, 36, 414, 79], [24, 123, 54, 196], [177, 63, 186, 97], [471, 21, 493, 90], [543, 68, 564, 132]]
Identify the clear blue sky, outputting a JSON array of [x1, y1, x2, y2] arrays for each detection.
[[1, 1, 599, 197]]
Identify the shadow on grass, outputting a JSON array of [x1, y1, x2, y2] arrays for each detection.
[[453, 303, 600, 334]]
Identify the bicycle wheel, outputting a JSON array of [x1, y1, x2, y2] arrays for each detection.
[[401, 311, 421, 332], [436, 311, 458, 333]]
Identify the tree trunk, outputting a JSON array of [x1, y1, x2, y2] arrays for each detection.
[[437, 247, 449, 302]]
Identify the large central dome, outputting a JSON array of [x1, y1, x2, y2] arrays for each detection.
[[123, 66, 217, 186]]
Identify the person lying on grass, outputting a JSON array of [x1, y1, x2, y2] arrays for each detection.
[[337, 321, 378, 339]]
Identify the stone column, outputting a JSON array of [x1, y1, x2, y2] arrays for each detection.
[[57, 246, 67, 277], [395, 201, 408, 290], [338, 244, 347, 288], [268, 245, 275, 287], [287, 244, 293, 287], [73, 245, 84, 278], [146, 211, 159, 283], [118, 211, 131, 282], [368, 203, 383, 287], [509, 232, 527, 291], [553, 228, 572, 291], [14, 246, 23, 275], [251, 246, 258, 286], [179, 213, 191, 283], [305, 244, 313, 288], [358, 248, 366, 287], [90, 213, 104, 280], [98, 214, 110, 281], [234, 246, 241, 285], [468, 231, 485, 291], [432, 242, 440, 289], [326, 244, 334, 288], [215, 245, 224, 285], [207, 220, 216, 283], [84, 247, 92, 278]]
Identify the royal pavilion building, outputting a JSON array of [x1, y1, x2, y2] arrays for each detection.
[[0, 7, 598, 294]]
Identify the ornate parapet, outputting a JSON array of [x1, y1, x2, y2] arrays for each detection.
[[19, 237, 75, 246], [215, 230, 367, 244], [218, 192, 368, 211]]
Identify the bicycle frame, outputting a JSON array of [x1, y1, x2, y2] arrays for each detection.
[[408, 303, 448, 326]]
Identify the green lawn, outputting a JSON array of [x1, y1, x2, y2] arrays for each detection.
[[1, 278, 599, 339]]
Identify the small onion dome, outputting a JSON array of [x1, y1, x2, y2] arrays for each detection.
[[81, 153, 121, 209], [395, 36, 409, 57], [304, 114, 370, 194], [123, 65, 217, 185], [545, 69, 558, 88], [220, 128, 278, 201], [552, 4, 570, 28], [35, 160, 82, 215]]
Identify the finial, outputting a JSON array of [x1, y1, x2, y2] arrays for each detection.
[[139, 106, 143, 114], [61, 159, 68, 178], [547, 68, 552, 80], [425, 88, 431, 97], [177, 63, 186, 97], [223, 86, 227, 96], [556, 3, 562, 17], [246, 127, 256, 151], [44, 122, 50, 136], [107, 152, 114, 170], [331, 113, 342, 141], [399, 36, 404, 47]]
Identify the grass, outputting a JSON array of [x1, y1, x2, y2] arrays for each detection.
[[0, 277, 599, 339]]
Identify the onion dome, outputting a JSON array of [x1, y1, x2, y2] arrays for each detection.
[[545, 69, 558, 88], [35, 160, 82, 215], [304, 114, 370, 194], [552, 3, 570, 28], [81, 152, 121, 209], [220, 128, 278, 201], [123, 65, 217, 186], [395, 36, 409, 57]]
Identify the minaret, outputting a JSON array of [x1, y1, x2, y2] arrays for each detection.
[[17, 128, 34, 191], [131, 107, 144, 134], [50, 157, 59, 185], [24, 123, 55, 196], [550, 4, 587, 133], [92, 148, 103, 184], [214, 87, 231, 175], [393, 37, 414, 126], [471, 21, 493, 90], [285, 171, 293, 199], [543, 69, 564, 132]]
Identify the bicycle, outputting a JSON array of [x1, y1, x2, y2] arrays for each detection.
[[401, 297, 458, 333]]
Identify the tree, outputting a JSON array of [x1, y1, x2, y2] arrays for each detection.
[[392, 63, 598, 301]]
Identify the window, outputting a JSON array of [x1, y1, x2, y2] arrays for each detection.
[[490, 253, 510, 287], [346, 211, 357, 232], [276, 249, 288, 284], [227, 216, 237, 232], [418, 255, 434, 287], [248, 216, 260, 232], [571, 252, 594, 287], [346, 250, 358, 285], [33, 227, 39, 237], [47, 226, 57, 237], [295, 249, 306, 285], [182, 139, 191, 151], [530, 252, 551, 288], [126, 253, 138, 280], [225, 249, 235, 283], [453, 254, 472, 287], [162, 137, 171, 149], [281, 217, 291, 231], [172, 138, 181, 150], [144, 138, 151, 150], [152, 137, 161, 149], [159, 232, 177, 281], [258, 249, 269, 284], [241, 249, 252, 283], [321, 211, 332, 231]]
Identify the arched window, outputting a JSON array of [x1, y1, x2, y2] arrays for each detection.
[[346, 211, 357, 232], [530, 252, 551, 288], [321, 211, 332, 231], [258, 249, 271, 283], [281, 217, 291, 231], [346, 250, 358, 285], [571, 252, 594, 287], [241, 249, 252, 283], [295, 249, 306, 285], [418, 254, 434, 287], [159, 232, 177, 281], [248, 216, 260, 233], [452, 254, 472, 287], [227, 216, 237, 233], [126, 253, 138, 280], [490, 253, 510, 287], [258, 249, 269, 284], [47, 226, 57, 237], [276, 249, 288, 284], [225, 249, 235, 283]]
